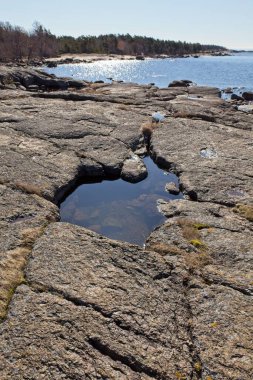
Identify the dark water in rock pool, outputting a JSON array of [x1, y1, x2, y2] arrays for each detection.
[[60, 157, 183, 245]]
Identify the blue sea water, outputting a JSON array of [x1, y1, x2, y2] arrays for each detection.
[[43, 52, 253, 91]]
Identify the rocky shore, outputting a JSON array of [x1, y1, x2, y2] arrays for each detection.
[[0, 66, 252, 379], [43, 51, 231, 67], [1, 50, 232, 69]]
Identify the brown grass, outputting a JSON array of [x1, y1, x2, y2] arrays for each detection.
[[0, 226, 46, 319], [148, 242, 185, 256], [14, 181, 44, 197], [177, 219, 209, 251], [140, 120, 157, 137], [148, 241, 211, 271], [21, 226, 45, 248], [233, 204, 253, 222], [184, 252, 212, 270], [178, 219, 200, 241], [0, 247, 30, 319]]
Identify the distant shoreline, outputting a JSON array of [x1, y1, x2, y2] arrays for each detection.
[[0, 51, 233, 69], [43, 51, 231, 67]]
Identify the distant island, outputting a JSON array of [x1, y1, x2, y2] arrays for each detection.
[[0, 21, 227, 62]]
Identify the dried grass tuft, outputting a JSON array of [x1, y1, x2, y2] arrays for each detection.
[[14, 181, 44, 197], [140, 120, 157, 136], [0, 247, 30, 319], [148, 242, 185, 256], [233, 204, 253, 222], [178, 219, 200, 241], [21, 226, 45, 248]]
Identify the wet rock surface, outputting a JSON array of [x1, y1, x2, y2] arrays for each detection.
[[0, 66, 252, 379]]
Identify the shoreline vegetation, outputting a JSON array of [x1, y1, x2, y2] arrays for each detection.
[[0, 21, 229, 66]]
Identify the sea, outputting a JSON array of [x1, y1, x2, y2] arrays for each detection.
[[43, 52, 253, 92]]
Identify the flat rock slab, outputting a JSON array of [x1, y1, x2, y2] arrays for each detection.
[[0, 223, 193, 379], [147, 199, 253, 379], [150, 118, 253, 204], [148, 199, 253, 293]]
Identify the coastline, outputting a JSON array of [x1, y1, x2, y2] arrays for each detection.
[[0, 50, 231, 68], [44, 50, 231, 66]]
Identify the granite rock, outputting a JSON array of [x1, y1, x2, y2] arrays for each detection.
[[0, 66, 252, 379]]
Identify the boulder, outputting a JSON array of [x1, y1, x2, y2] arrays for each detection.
[[47, 62, 57, 68], [223, 87, 233, 93], [242, 91, 253, 101], [136, 55, 145, 60], [231, 93, 244, 101], [121, 155, 147, 183], [168, 79, 193, 87], [237, 104, 253, 113], [67, 79, 87, 88], [165, 182, 180, 195]]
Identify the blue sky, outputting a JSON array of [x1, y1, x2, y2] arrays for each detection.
[[0, 0, 252, 49]]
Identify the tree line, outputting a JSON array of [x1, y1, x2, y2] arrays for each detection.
[[0, 21, 225, 62], [0, 22, 57, 61], [58, 34, 225, 56]]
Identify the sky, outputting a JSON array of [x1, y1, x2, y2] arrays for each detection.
[[0, 0, 252, 49]]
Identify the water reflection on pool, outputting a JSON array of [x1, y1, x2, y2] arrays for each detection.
[[60, 157, 183, 245]]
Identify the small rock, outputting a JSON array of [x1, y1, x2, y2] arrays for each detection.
[[17, 85, 27, 91], [134, 146, 147, 156], [168, 80, 193, 88], [47, 62, 57, 68], [27, 85, 40, 91], [67, 79, 86, 88], [237, 104, 253, 113], [223, 87, 233, 94], [165, 182, 180, 195], [231, 93, 244, 101], [152, 112, 165, 122], [121, 155, 147, 183], [200, 148, 218, 159], [242, 91, 253, 101]]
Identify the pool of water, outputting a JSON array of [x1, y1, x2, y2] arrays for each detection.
[[43, 53, 253, 90], [60, 157, 183, 245]]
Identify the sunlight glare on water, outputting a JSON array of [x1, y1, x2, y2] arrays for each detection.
[[44, 53, 253, 90]]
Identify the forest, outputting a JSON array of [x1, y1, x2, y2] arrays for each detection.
[[0, 21, 226, 62], [0, 22, 57, 61]]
